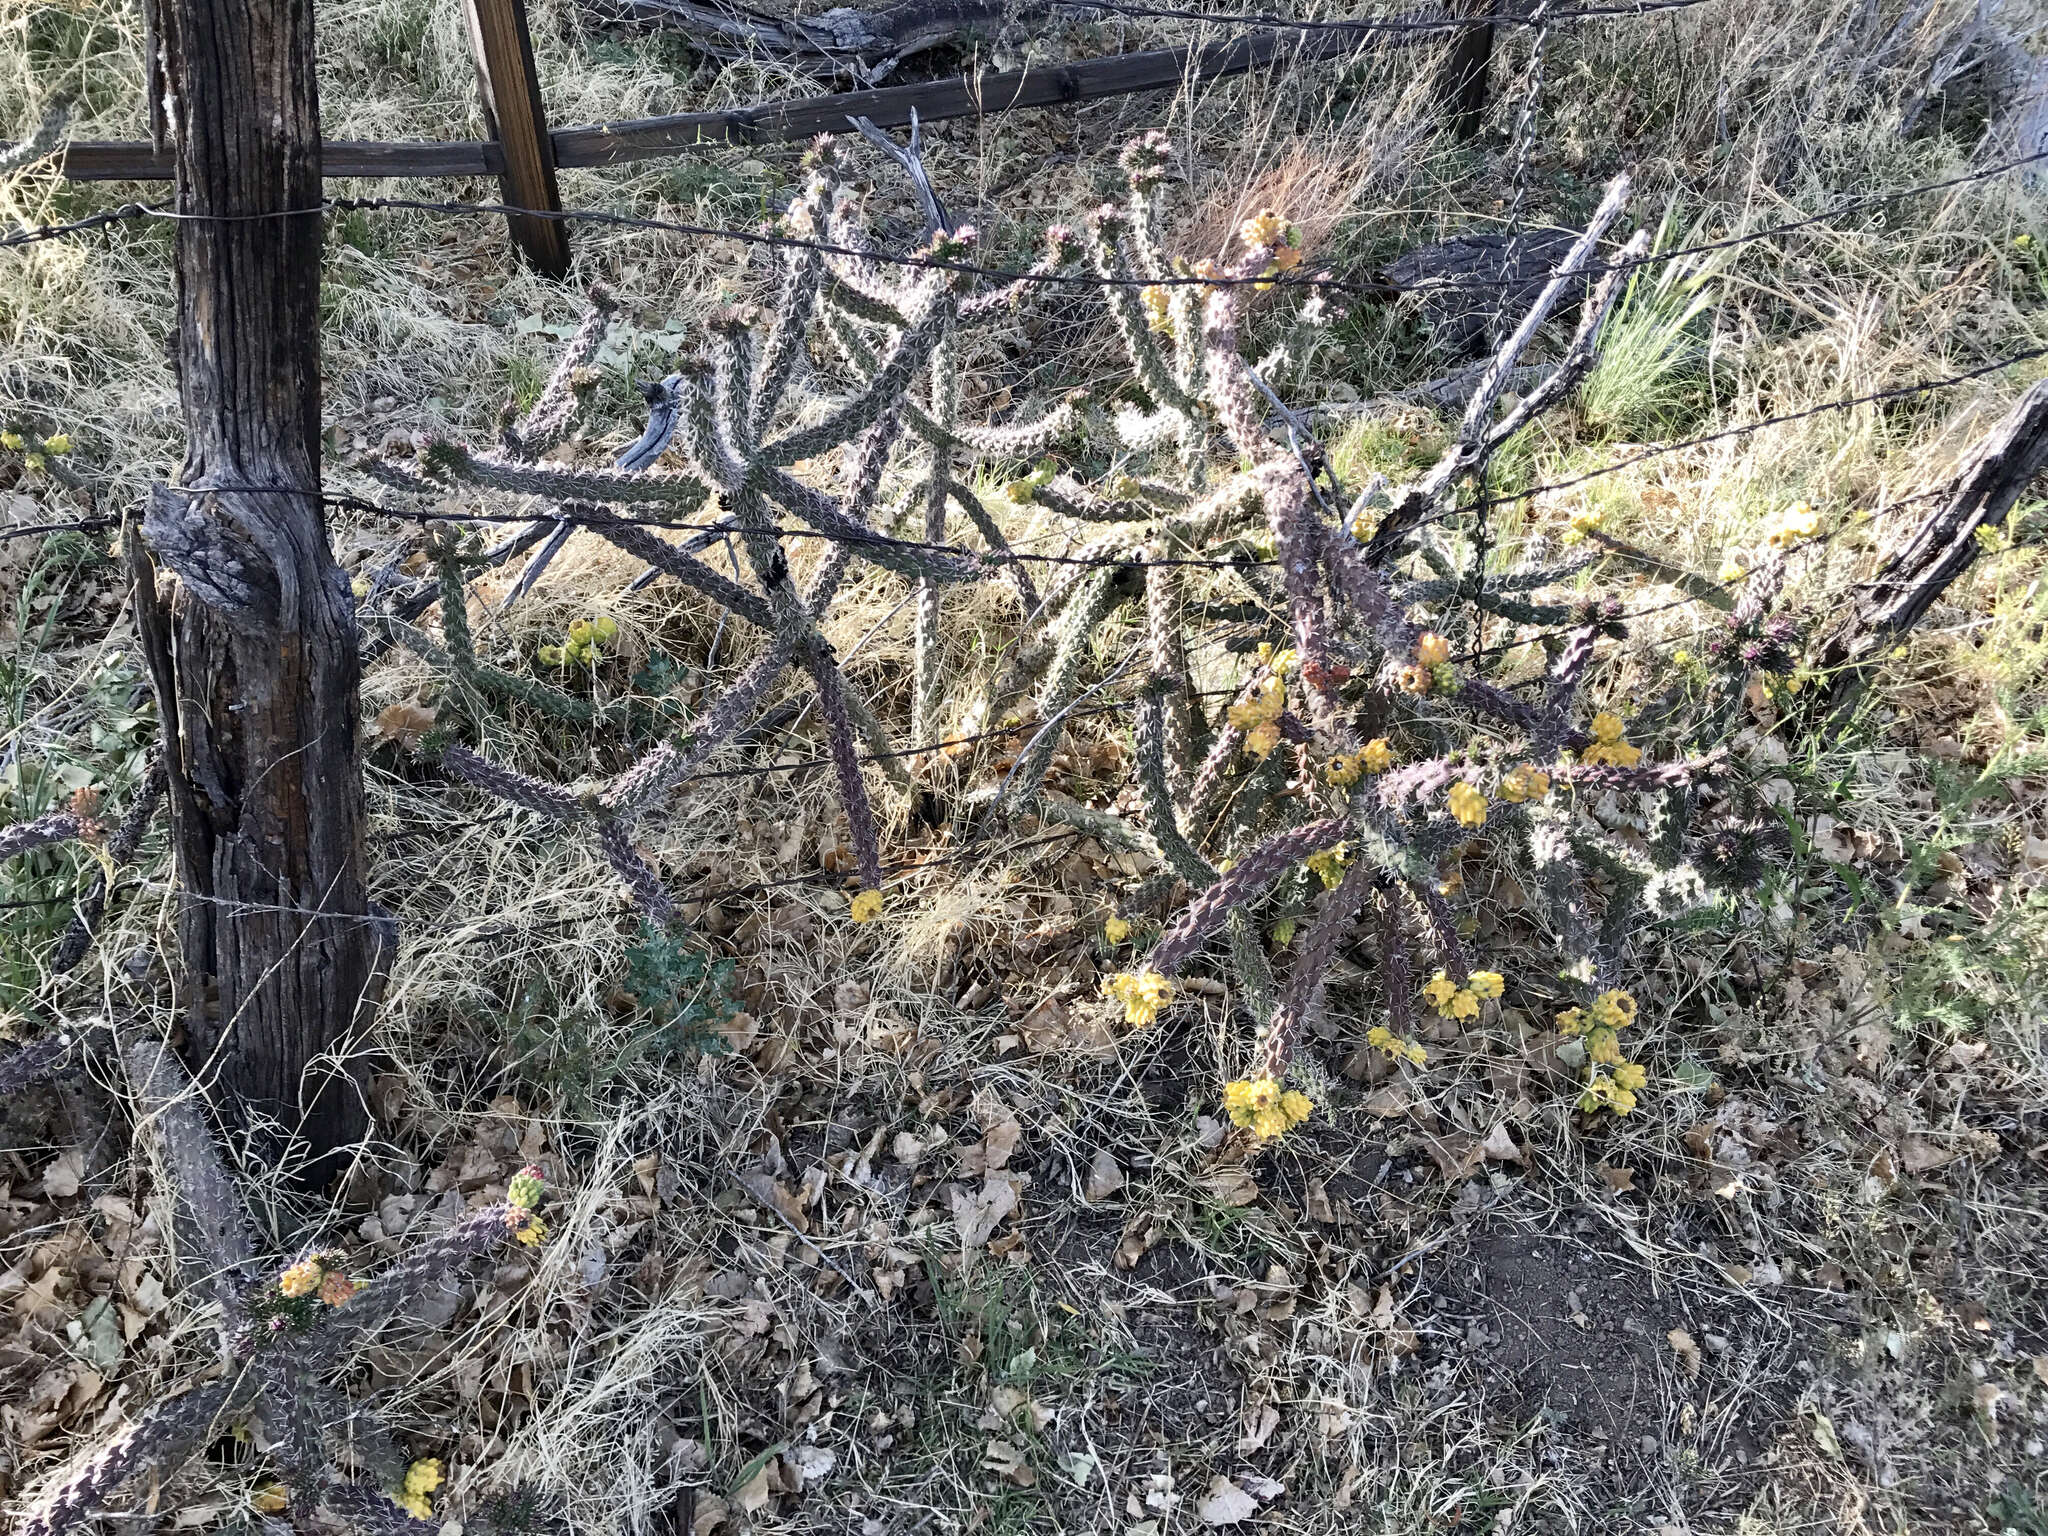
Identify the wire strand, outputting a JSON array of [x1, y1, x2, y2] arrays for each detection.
[[9, 145, 2042, 307]]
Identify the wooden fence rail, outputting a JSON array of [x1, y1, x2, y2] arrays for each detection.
[[11, 11, 1487, 268], [28, 24, 1405, 177]]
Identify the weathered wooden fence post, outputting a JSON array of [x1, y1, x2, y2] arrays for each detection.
[[464, 0, 572, 277], [138, 0, 379, 1178], [1443, 0, 1494, 140]]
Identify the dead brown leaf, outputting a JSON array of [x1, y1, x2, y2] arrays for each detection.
[[981, 1437, 1036, 1486], [963, 1094, 1023, 1174], [371, 701, 437, 750], [1304, 1178, 1335, 1223], [1901, 1137, 1958, 1174], [1420, 1130, 1484, 1182], [949, 1174, 1021, 1249], [1200, 1165, 1261, 1207], [1668, 1328, 1701, 1378], [41, 1147, 85, 1199], [1480, 1123, 1522, 1163], [1082, 1148, 1125, 1204]]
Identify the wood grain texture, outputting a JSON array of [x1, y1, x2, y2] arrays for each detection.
[[1822, 379, 2048, 677], [145, 0, 378, 1175], [464, 0, 570, 275], [25, 24, 1386, 181]]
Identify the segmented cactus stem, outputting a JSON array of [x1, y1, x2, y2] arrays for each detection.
[[441, 745, 585, 820], [505, 284, 616, 459], [804, 650, 884, 891], [1377, 888, 1416, 1038], [303, 1205, 525, 1357], [417, 439, 711, 510], [597, 821, 678, 926], [949, 481, 1040, 615], [1090, 215, 1198, 419], [1147, 817, 1351, 976], [1410, 879, 1470, 982], [753, 245, 826, 440], [767, 303, 948, 466], [54, 757, 166, 973], [1261, 859, 1373, 1079], [0, 99, 73, 178], [570, 504, 775, 631], [18, 1375, 251, 1536], [0, 809, 83, 860], [1134, 686, 1216, 887]]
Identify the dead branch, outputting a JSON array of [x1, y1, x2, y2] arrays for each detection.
[[589, 0, 1047, 83], [1820, 377, 2048, 683]]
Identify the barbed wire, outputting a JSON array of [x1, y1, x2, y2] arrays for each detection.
[[115, 825, 1088, 939], [267, 337, 2044, 570], [0, 516, 118, 543], [1045, 0, 1713, 32], [1454, 340, 2048, 525], [8, 146, 2043, 308], [17, 333, 2036, 609]]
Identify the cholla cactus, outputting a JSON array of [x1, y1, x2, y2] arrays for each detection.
[[363, 130, 1089, 921], [15, 1033, 554, 1536], [0, 99, 71, 178], [1012, 139, 1746, 1141]]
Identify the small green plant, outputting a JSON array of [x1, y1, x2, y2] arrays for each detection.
[[503, 924, 733, 1116], [1578, 198, 1733, 436], [622, 918, 738, 1050]]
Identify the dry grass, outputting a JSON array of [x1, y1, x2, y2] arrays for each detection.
[[6, 1, 2048, 1533]]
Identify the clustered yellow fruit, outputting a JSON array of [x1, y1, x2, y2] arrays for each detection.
[[1238, 209, 1305, 288], [1447, 780, 1488, 828], [1325, 753, 1364, 787], [1140, 284, 1172, 332], [1718, 555, 1748, 584], [1557, 987, 1638, 1035], [1581, 1062, 1646, 1115], [1765, 501, 1821, 550], [1398, 632, 1454, 697], [395, 1458, 443, 1521], [1366, 1024, 1427, 1065], [1103, 915, 1131, 945], [1304, 843, 1351, 889], [507, 1163, 547, 1210], [538, 614, 619, 668], [1362, 737, 1395, 774], [1558, 988, 1648, 1115], [849, 888, 884, 924], [1564, 506, 1604, 543], [1581, 712, 1642, 768], [1240, 209, 1289, 249], [1500, 764, 1551, 803], [1103, 969, 1173, 1028], [1228, 674, 1287, 759], [1223, 1075, 1314, 1139], [510, 1210, 548, 1247], [1422, 968, 1503, 1021], [277, 1254, 352, 1307], [278, 1258, 322, 1299]]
